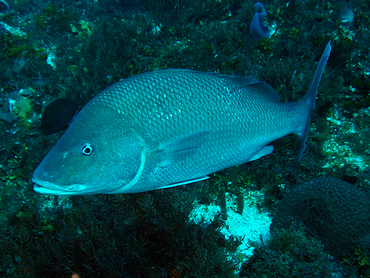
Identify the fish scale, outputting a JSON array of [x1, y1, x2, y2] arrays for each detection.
[[32, 43, 331, 195]]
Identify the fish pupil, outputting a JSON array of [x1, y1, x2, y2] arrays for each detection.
[[80, 143, 93, 156]]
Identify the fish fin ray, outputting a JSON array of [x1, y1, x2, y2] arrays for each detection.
[[226, 76, 280, 102], [297, 42, 331, 160], [248, 81, 281, 102], [157, 176, 209, 189], [212, 74, 281, 102], [151, 69, 280, 102], [150, 130, 210, 166]]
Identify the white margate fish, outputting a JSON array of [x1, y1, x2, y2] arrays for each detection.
[[32, 42, 332, 195]]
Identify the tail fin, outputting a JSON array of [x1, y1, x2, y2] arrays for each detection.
[[297, 42, 332, 160]]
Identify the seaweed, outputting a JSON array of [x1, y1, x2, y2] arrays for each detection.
[[0, 186, 238, 277]]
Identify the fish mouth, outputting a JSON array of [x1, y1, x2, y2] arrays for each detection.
[[32, 178, 87, 195]]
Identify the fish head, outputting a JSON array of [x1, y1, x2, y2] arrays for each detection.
[[33, 104, 145, 195]]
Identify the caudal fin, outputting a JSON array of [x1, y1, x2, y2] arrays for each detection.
[[297, 42, 332, 160]]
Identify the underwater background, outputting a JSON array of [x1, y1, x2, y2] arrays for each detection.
[[0, 0, 370, 277]]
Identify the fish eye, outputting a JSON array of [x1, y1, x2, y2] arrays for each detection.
[[79, 143, 94, 156]]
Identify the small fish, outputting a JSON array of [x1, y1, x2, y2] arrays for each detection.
[[32, 42, 331, 195], [41, 98, 80, 135], [250, 2, 270, 40], [338, 0, 354, 25]]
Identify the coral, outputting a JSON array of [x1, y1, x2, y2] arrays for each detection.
[[0, 0, 369, 276], [11, 96, 31, 119], [70, 20, 93, 38], [271, 177, 370, 260], [0, 29, 47, 61], [1, 32, 28, 59], [239, 226, 348, 277], [10, 95, 33, 126], [36, 2, 77, 34]]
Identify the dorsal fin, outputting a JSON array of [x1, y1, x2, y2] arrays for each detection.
[[150, 69, 281, 102], [218, 75, 281, 102]]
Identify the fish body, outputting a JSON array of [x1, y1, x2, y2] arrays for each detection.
[[33, 43, 331, 195], [338, 0, 354, 25]]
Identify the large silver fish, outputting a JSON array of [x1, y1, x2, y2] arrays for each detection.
[[33, 42, 331, 195]]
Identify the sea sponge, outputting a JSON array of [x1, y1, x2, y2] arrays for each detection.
[[270, 177, 370, 260], [10, 95, 33, 127]]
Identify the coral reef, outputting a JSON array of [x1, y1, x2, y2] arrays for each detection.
[[271, 177, 370, 261], [0, 0, 369, 276], [239, 226, 350, 277]]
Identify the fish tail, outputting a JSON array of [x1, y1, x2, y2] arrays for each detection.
[[296, 42, 332, 160]]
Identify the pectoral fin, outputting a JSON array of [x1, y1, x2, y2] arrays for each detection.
[[149, 130, 210, 166], [248, 146, 274, 162]]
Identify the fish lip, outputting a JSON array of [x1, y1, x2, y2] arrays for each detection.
[[32, 177, 86, 195]]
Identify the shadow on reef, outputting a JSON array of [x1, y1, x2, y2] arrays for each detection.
[[0, 185, 240, 277]]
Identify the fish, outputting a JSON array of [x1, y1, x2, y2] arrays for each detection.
[[41, 98, 80, 135], [32, 42, 331, 195], [337, 0, 354, 25]]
